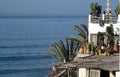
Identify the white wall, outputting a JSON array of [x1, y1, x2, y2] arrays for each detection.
[[79, 68, 88, 77], [116, 71, 120, 77], [88, 14, 120, 43]]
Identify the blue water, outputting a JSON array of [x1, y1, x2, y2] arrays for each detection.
[[0, 16, 87, 77]]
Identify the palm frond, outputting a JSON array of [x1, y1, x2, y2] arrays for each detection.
[[74, 25, 86, 39], [49, 43, 63, 61], [81, 23, 88, 35], [67, 36, 82, 42], [45, 51, 59, 61], [54, 40, 68, 62], [67, 37, 82, 53]]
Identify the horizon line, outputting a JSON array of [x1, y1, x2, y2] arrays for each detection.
[[0, 15, 88, 18]]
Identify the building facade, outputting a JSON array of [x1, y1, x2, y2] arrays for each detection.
[[88, 14, 120, 46]]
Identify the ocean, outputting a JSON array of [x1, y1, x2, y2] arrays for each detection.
[[0, 16, 87, 77]]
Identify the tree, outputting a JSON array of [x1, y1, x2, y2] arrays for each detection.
[[48, 38, 81, 63], [48, 40, 69, 63], [90, 2, 102, 17]]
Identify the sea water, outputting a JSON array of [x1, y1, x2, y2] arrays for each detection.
[[0, 16, 87, 77]]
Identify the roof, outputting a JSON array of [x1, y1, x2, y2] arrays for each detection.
[[74, 53, 119, 71], [51, 53, 119, 71]]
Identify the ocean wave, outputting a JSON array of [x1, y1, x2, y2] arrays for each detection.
[[0, 67, 51, 74], [0, 55, 52, 61], [0, 45, 49, 49], [0, 36, 64, 41]]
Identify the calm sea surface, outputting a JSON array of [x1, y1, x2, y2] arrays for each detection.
[[0, 16, 87, 77]]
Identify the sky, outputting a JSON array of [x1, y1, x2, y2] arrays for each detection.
[[0, 0, 119, 16]]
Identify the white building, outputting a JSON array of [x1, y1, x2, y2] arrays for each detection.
[[88, 0, 120, 46], [88, 14, 120, 46]]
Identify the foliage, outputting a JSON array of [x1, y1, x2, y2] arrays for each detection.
[[97, 32, 105, 47], [106, 24, 114, 38], [48, 38, 81, 63], [105, 24, 114, 53], [47, 23, 88, 62], [115, 2, 120, 16], [48, 40, 69, 63], [74, 23, 88, 44], [90, 2, 102, 17]]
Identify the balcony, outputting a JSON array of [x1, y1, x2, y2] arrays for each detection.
[[89, 14, 118, 24]]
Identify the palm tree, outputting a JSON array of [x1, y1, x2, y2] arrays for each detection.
[[67, 23, 89, 54], [48, 40, 69, 63], [47, 23, 88, 63], [48, 38, 81, 63]]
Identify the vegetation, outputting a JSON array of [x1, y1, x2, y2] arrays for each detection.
[[48, 1, 120, 63], [74, 23, 88, 44], [48, 38, 81, 63], [48, 23, 88, 63], [97, 32, 105, 47], [115, 1, 120, 16], [48, 2, 119, 77], [106, 24, 114, 54], [90, 2, 102, 17], [48, 40, 69, 63]]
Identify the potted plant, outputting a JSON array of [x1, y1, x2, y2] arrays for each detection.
[[79, 46, 84, 54], [106, 24, 114, 55], [90, 2, 102, 17], [90, 43, 95, 55], [86, 43, 90, 54], [97, 32, 105, 55]]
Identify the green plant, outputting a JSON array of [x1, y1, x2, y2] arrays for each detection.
[[89, 43, 95, 54], [48, 40, 69, 63], [97, 32, 105, 47], [106, 24, 114, 54], [74, 23, 88, 45], [47, 38, 81, 63], [90, 2, 102, 17]]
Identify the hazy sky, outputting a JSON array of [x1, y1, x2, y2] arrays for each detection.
[[0, 0, 118, 16]]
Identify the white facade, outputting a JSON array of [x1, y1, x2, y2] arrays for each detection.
[[79, 68, 88, 77], [116, 71, 120, 77], [88, 14, 120, 45]]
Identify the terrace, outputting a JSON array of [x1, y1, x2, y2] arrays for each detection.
[[90, 13, 118, 24]]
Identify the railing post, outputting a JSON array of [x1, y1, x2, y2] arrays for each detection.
[[102, 13, 105, 20], [118, 14, 120, 23], [89, 14, 92, 23]]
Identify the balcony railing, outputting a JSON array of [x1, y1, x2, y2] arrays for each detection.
[[90, 15, 118, 24]]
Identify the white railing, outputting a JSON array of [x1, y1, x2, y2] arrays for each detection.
[[89, 14, 119, 24]]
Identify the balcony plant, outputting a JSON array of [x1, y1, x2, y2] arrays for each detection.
[[90, 43, 94, 55], [90, 2, 102, 17], [106, 24, 114, 54], [97, 32, 105, 54]]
